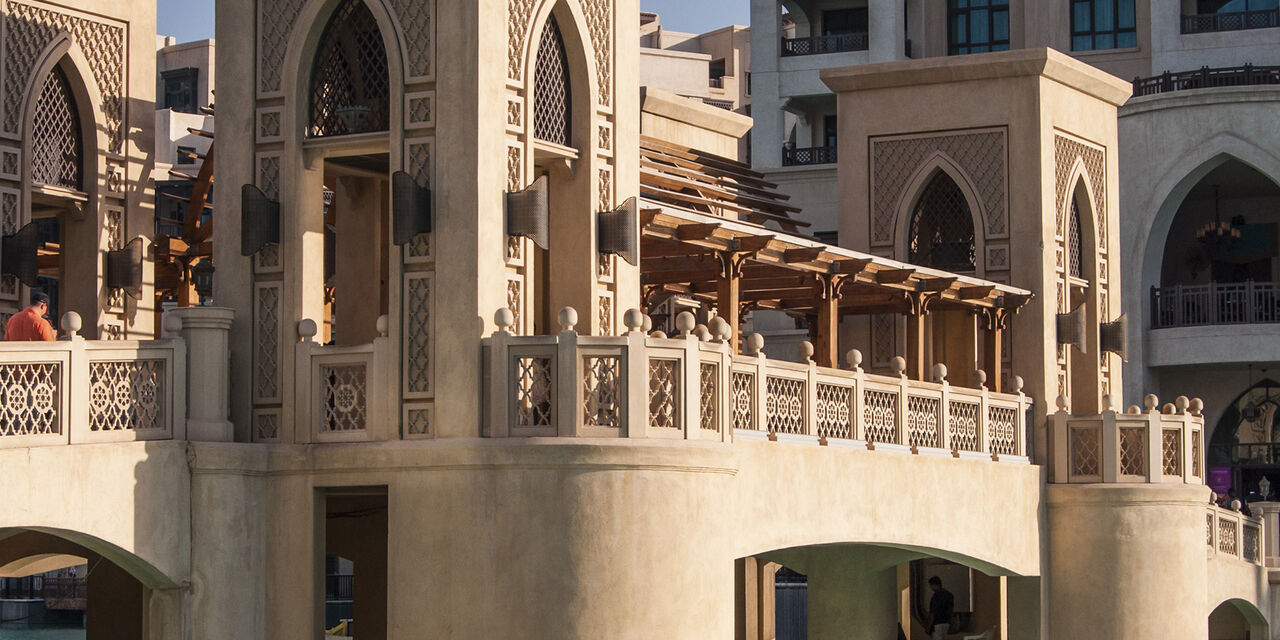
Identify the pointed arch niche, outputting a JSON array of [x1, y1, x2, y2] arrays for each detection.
[[1063, 170, 1101, 412], [307, 0, 391, 138]]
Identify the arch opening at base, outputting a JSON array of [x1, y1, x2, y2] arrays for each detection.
[[1209, 597, 1268, 640]]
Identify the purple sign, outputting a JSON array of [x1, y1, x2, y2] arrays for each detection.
[[1209, 467, 1232, 495]]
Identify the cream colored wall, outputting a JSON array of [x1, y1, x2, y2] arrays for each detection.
[[825, 50, 1129, 429], [0, 0, 158, 339]]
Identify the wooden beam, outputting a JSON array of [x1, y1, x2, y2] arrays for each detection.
[[959, 285, 996, 300], [782, 247, 823, 264], [876, 268, 915, 285], [920, 277, 957, 292], [835, 258, 873, 275], [733, 234, 775, 253], [676, 222, 721, 241]]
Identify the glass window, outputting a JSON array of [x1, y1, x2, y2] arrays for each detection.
[[1071, 0, 1138, 51], [162, 68, 199, 114], [822, 8, 869, 35], [948, 0, 1009, 55], [823, 115, 837, 148]]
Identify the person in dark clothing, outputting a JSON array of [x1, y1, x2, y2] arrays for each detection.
[[928, 576, 954, 640]]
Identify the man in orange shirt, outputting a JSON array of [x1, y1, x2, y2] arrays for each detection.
[[5, 291, 56, 341]]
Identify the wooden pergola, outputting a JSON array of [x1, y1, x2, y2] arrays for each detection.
[[155, 106, 216, 311], [638, 136, 1031, 389]]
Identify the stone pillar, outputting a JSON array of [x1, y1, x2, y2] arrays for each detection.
[[1253, 501, 1280, 564], [1005, 576, 1041, 640], [1046, 483, 1210, 639], [166, 307, 235, 441]]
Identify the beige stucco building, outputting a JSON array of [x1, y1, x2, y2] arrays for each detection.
[[0, 0, 1274, 639]]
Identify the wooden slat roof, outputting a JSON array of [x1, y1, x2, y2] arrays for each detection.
[[639, 135, 809, 232], [640, 203, 1032, 315]]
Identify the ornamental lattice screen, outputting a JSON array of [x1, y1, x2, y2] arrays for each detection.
[[908, 172, 976, 272], [308, 0, 390, 138], [534, 15, 571, 147], [31, 65, 83, 190], [1069, 196, 1083, 279]]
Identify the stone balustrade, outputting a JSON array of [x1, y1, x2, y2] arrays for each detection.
[[1049, 394, 1206, 484], [288, 314, 396, 443], [484, 307, 1030, 462], [1207, 505, 1264, 567], [0, 312, 184, 447]]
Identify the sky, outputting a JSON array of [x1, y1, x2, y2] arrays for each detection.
[[156, 0, 749, 44]]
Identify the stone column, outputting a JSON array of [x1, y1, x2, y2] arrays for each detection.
[[166, 307, 235, 441], [1252, 501, 1280, 564], [1046, 483, 1210, 639]]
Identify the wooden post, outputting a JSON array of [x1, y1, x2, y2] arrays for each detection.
[[716, 250, 748, 353], [981, 308, 1008, 393], [815, 274, 846, 368], [905, 292, 928, 381]]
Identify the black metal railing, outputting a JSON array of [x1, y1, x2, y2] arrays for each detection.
[[326, 573, 354, 600], [709, 76, 724, 89], [781, 32, 869, 57], [1182, 9, 1278, 34], [1132, 64, 1280, 96], [782, 145, 837, 167], [1151, 281, 1280, 328], [1228, 443, 1280, 465]]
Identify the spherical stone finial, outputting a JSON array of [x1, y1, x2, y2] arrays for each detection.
[[1175, 395, 1190, 414], [495, 308, 515, 332], [1055, 395, 1069, 411], [710, 317, 731, 342], [695, 325, 711, 342], [298, 318, 318, 341], [376, 314, 390, 338], [1012, 376, 1024, 393], [973, 369, 988, 388], [160, 313, 182, 336], [1102, 394, 1115, 411], [623, 308, 645, 333], [1143, 394, 1159, 412], [932, 363, 948, 383], [558, 306, 578, 332], [845, 349, 863, 370], [1189, 397, 1204, 416], [642, 315, 654, 333], [1127, 405, 1141, 415], [650, 330, 668, 339], [675, 311, 696, 336], [1162, 403, 1176, 415], [798, 341, 815, 362], [890, 356, 907, 376], [746, 333, 765, 355], [61, 311, 82, 336]]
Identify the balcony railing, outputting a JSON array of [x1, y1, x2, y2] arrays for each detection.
[[1182, 9, 1278, 34], [1050, 394, 1205, 485], [1208, 505, 1264, 566], [1132, 64, 1280, 96], [781, 33, 869, 57], [0, 314, 186, 448], [1151, 281, 1280, 328], [709, 76, 725, 89], [484, 308, 1030, 461], [782, 145, 837, 167]]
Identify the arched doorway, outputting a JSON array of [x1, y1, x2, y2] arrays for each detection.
[[1155, 159, 1280, 328], [0, 529, 176, 638], [1209, 377, 1280, 498], [1209, 598, 1267, 640]]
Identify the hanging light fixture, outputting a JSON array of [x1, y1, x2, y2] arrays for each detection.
[[1195, 184, 1242, 248]]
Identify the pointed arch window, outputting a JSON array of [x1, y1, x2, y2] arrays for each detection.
[[308, 0, 389, 138], [31, 66, 83, 191], [534, 15, 572, 147], [1069, 196, 1084, 279], [908, 172, 976, 272]]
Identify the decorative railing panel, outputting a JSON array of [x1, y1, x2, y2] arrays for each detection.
[[483, 309, 1029, 460], [648, 358, 680, 430], [88, 360, 165, 432], [782, 145, 837, 167], [1219, 517, 1239, 556], [1152, 281, 1280, 328], [1052, 396, 1207, 484], [1181, 9, 1278, 34], [319, 364, 368, 433], [766, 374, 806, 435], [781, 32, 869, 56], [0, 362, 61, 438], [1208, 506, 1265, 566], [1134, 65, 1280, 97], [815, 383, 853, 440], [0, 332, 186, 447], [583, 355, 622, 429], [1243, 523, 1261, 563]]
